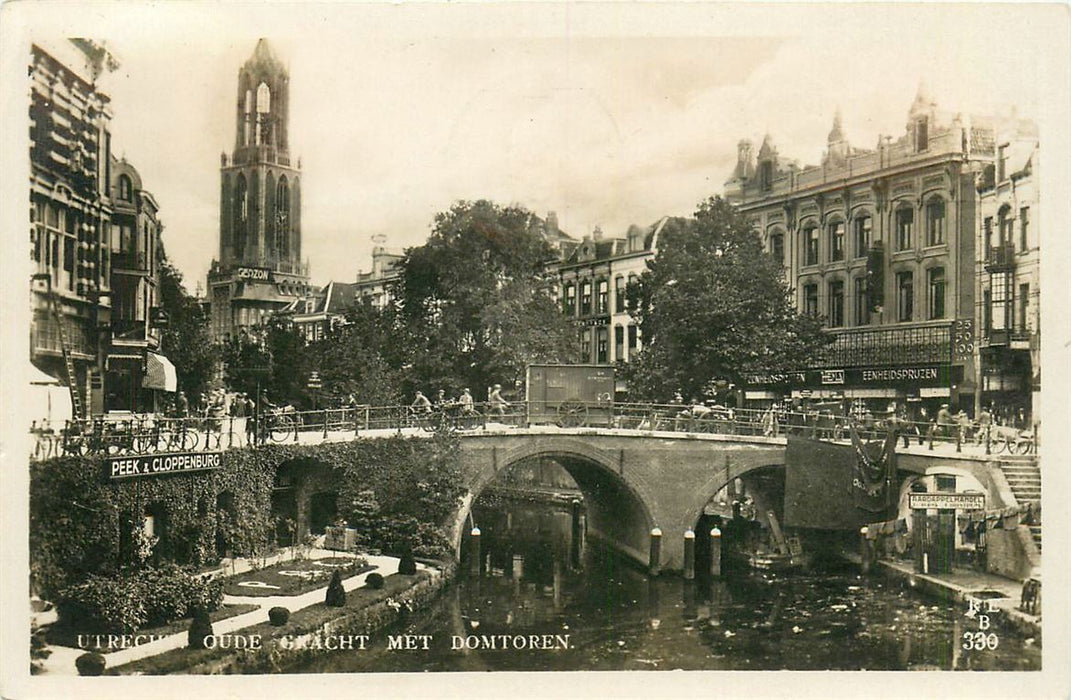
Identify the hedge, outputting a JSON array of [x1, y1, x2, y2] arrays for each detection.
[[31, 434, 464, 599]]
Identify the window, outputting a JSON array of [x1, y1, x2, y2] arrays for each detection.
[[580, 329, 592, 362], [615, 325, 625, 360], [828, 280, 844, 327], [580, 280, 592, 316], [915, 117, 929, 151], [897, 271, 914, 321], [1019, 283, 1030, 333], [854, 216, 871, 258], [803, 284, 819, 316], [802, 226, 819, 266], [925, 198, 945, 246], [760, 161, 773, 191], [927, 267, 946, 319], [63, 238, 75, 291], [769, 232, 785, 266], [118, 175, 132, 201], [628, 324, 638, 351], [1020, 207, 1030, 251], [256, 83, 271, 113], [563, 283, 576, 315], [276, 177, 290, 256], [990, 272, 1010, 330], [854, 277, 870, 326], [984, 217, 993, 258], [999, 206, 1013, 248], [596, 328, 608, 364], [596, 279, 608, 315], [234, 174, 248, 257], [896, 207, 914, 251], [829, 221, 845, 262], [615, 276, 625, 313], [983, 289, 992, 333]]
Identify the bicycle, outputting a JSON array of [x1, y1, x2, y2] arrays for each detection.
[[262, 407, 297, 443]]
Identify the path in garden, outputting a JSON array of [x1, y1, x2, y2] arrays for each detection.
[[35, 552, 405, 675]]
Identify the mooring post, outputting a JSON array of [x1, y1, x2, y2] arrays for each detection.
[[860, 526, 872, 575], [470, 526, 481, 576], [709, 527, 722, 578], [683, 529, 696, 580], [649, 527, 662, 577]]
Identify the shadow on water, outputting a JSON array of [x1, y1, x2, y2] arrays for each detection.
[[289, 498, 1041, 673]]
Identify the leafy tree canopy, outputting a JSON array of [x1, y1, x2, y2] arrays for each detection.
[[391, 200, 578, 398], [157, 248, 215, 403], [625, 196, 831, 401]]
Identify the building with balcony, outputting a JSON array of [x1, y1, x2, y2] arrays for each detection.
[[208, 39, 311, 341], [976, 120, 1039, 427], [724, 88, 994, 416], [556, 218, 670, 368], [29, 40, 116, 417], [105, 157, 176, 412]]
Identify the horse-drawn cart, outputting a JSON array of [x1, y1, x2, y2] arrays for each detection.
[[525, 364, 615, 427]]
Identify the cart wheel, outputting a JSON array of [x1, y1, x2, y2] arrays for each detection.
[[556, 400, 588, 428]]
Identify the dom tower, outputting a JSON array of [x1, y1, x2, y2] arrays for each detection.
[[208, 39, 310, 340]]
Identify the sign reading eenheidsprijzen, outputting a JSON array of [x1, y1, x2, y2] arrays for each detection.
[[106, 452, 222, 480]]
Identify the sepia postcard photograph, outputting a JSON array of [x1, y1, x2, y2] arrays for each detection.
[[1, 2, 1069, 698]]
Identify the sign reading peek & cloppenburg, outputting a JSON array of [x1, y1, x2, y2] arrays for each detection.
[[106, 452, 222, 481]]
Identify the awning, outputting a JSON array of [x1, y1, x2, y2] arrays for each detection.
[[144, 352, 177, 392]]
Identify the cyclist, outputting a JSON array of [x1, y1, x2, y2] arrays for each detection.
[[489, 384, 509, 419], [434, 389, 450, 410], [411, 391, 432, 414]]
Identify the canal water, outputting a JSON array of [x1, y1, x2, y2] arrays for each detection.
[[292, 499, 1040, 673]]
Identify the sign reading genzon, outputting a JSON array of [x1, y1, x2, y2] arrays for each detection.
[[106, 452, 222, 480]]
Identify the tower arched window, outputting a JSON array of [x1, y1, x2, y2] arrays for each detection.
[[255, 83, 271, 144], [276, 176, 290, 257], [256, 83, 271, 113], [234, 174, 248, 258]]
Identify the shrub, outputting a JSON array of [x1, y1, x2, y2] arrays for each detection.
[[75, 652, 106, 676], [268, 606, 290, 626], [58, 566, 223, 634], [365, 572, 385, 590], [187, 607, 213, 649], [325, 571, 346, 607], [397, 553, 417, 576]]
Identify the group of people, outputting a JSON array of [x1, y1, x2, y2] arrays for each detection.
[[410, 384, 512, 419]]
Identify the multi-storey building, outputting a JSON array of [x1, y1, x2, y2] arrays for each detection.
[[976, 120, 1039, 426], [106, 157, 175, 411], [725, 89, 993, 416], [208, 39, 311, 341], [280, 281, 356, 342], [354, 243, 403, 309], [29, 41, 116, 417], [556, 218, 668, 366]]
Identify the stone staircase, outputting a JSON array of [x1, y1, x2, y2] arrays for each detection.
[[998, 457, 1041, 552]]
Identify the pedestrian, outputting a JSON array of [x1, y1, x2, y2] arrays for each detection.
[[458, 388, 475, 415], [176, 391, 189, 418], [245, 395, 257, 445], [976, 404, 993, 444], [936, 403, 954, 439], [489, 384, 509, 420]]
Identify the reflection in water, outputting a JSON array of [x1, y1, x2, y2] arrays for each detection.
[[291, 499, 1041, 673]]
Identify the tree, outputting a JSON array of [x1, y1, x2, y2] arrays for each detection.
[[391, 200, 578, 397], [157, 250, 215, 402], [220, 321, 310, 407], [626, 196, 831, 401]]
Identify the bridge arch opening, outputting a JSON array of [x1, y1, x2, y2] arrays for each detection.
[[459, 450, 657, 568]]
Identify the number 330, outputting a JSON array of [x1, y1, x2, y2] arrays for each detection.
[[962, 631, 999, 650]]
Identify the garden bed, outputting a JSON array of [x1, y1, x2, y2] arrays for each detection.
[[116, 569, 441, 675], [45, 604, 259, 653], [222, 557, 374, 597]]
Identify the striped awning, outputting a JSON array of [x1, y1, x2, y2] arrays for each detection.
[[144, 352, 177, 392]]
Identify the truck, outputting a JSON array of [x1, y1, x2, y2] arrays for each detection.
[[525, 364, 615, 427]]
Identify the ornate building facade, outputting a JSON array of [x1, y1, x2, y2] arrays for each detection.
[[725, 88, 995, 416], [208, 39, 310, 341]]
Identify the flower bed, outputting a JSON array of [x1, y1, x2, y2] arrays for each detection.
[[115, 568, 447, 675], [222, 557, 373, 597]]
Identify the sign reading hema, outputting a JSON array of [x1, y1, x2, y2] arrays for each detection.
[[235, 266, 272, 281], [107, 452, 222, 480]]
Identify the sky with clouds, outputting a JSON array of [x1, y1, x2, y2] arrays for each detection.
[[18, 3, 1054, 289]]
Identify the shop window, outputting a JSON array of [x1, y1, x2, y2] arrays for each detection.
[[897, 271, 914, 322], [927, 267, 946, 320], [925, 198, 945, 246], [854, 215, 871, 258], [829, 221, 845, 262], [896, 207, 914, 251]]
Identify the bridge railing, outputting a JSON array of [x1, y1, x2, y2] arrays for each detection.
[[29, 401, 1036, 461]]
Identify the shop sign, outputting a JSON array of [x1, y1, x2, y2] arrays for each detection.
[[820, 369, 845, 385], [908, 492, 984, 511], [236, 266, 272, 281], [747, 364, 958, 389], [577, 316, 610, 327], [106, 452, 222, 480]]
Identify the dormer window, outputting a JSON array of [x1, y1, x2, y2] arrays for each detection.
[[915, 117, 929, 152], [759, 161, 774, 191], [118, 174, 132, 201]]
